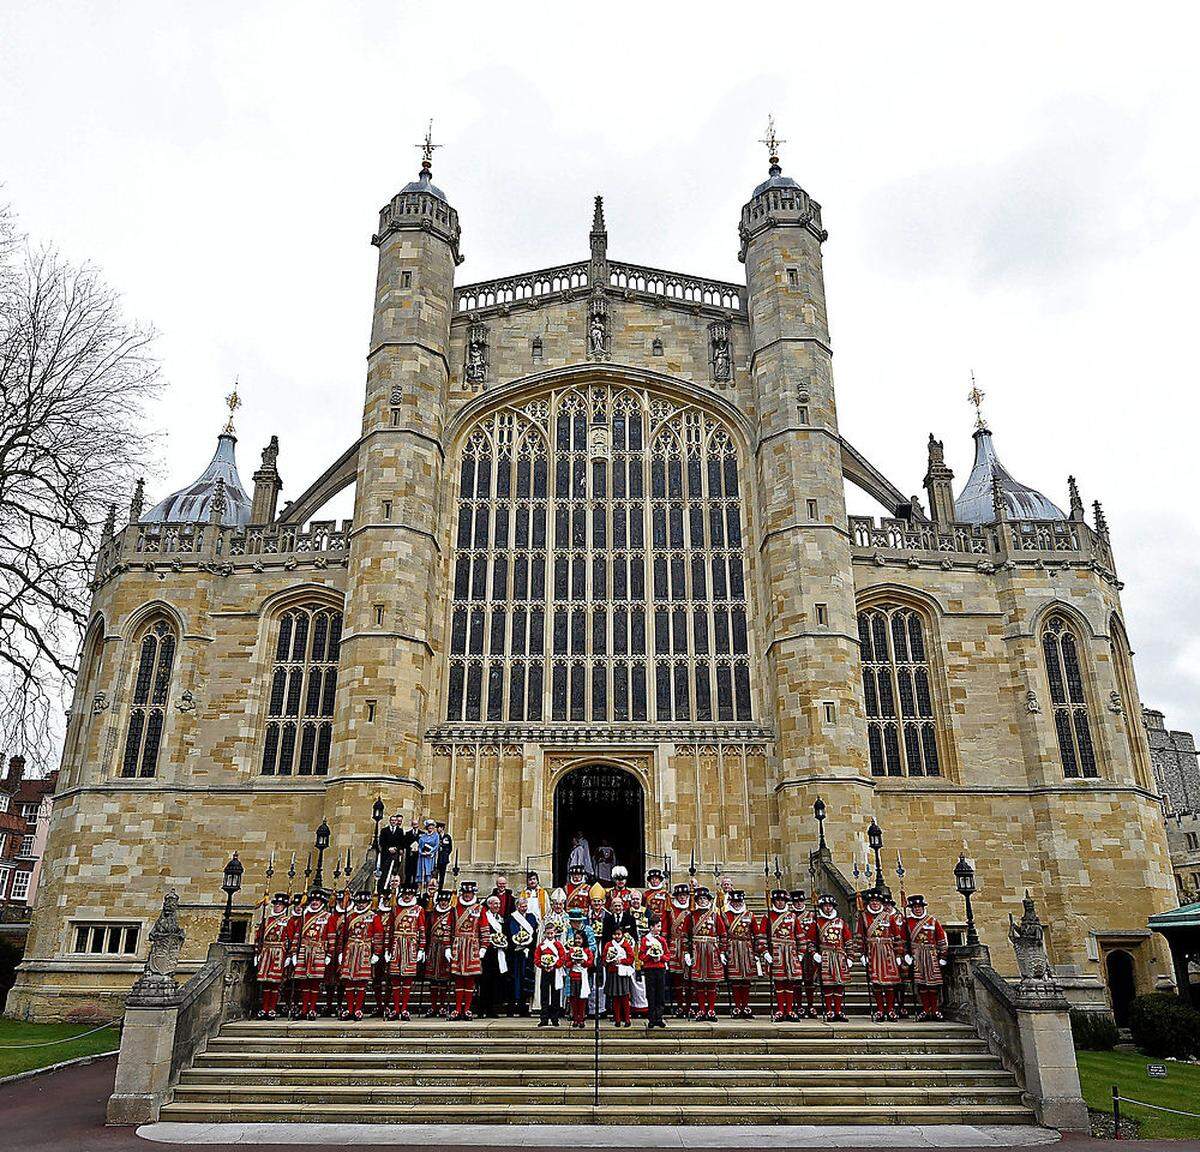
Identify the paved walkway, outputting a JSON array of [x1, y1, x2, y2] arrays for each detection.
[[0, 1055, 1192, 1152], [139, 1122, 1060, 1147]]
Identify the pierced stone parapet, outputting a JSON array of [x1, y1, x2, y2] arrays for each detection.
[[739, 184, 827, 260], [608, 261, 745, 314], [372, 190, 461, 263], [455, 261, 591, 314], [93, 519, 354, 586], [849, 514, 1118, 579]]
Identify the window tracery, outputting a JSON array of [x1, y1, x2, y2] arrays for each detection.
[[120, 618, 176, 778], [261, 603, 342, 776], [1042, 613, 1098, 778], [447, 385, 754, 724], [858, 604, 940, 777]]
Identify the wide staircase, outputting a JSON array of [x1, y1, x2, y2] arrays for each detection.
[[159, 973, 1034, 1126]]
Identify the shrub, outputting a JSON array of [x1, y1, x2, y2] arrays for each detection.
[[1128, 993, 1200, 1059], [1070, 1008, 1119, 1050]]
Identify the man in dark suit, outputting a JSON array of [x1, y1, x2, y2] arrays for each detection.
[[377, 813, 406, 893], [436, 821, 453, 888], [490, 874, 516, 919], [402, 817, 420, 886]]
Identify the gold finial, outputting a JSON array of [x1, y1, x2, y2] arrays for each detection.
[[759, 114, 786, 166], [967, 371, 987, 431], [223, 383, 242, 436], [415, 120, 441, 170]]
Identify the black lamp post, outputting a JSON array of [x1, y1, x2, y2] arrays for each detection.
[[219, 852, 244, 942], [868, 818, 884, 887], [371, 797, 385, 859], [954, 851, 979, 948], [314, 818, 331, 890], [813, 797, 827, 851]]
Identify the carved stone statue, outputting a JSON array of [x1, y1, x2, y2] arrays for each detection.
[[710, 320, 731, 382], [127, 890, 186, 1006], [465, 322, 489, 385], [588, 296, 608, 358], [1008, 891, 1060, 995]]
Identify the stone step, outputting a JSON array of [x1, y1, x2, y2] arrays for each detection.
[[216, 1019, 972, 1040], [157, 1102, 1035, 1126], [193, 1049, 1004, 1072], [169, 1082, 1029, 1107], [180, 1066, 1016, 1089]]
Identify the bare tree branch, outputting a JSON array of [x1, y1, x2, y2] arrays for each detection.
[[0, 200, 161, 763]]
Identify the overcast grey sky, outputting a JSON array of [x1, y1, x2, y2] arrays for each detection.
[[3, 2, 1198, 734]]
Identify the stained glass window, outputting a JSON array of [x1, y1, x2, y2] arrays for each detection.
[[120, 619, 176, 778], [1043, 614, 1098, 779], [858, 604, 940, 778], [447, 385, 754, 724], [261, 604, 342, 775]]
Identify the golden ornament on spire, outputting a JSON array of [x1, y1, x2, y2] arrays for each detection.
[[759, 114, 786, 165], [967, 371, 987, 431], [223, 384, 242, 436]]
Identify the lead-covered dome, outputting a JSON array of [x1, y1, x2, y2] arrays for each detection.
[[143, 433, 252, 527], [752, 159, 800, 198], [954, 427, 1065, 525]]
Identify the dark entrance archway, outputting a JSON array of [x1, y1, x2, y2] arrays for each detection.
[[1105, 948, 1136, 1027], [553, 764, 645, 887]]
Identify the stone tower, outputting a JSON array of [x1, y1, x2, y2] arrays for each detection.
[[328, 149, 462, 836], [739, 145, 870, 870]]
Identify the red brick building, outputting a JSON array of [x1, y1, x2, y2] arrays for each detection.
[[0, 757, 58, 920]]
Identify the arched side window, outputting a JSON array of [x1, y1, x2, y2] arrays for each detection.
[[1042, 613, 1098, 779], [858, 604, 940, 777], [261, 603, 342, 776], [446, 385, 754, 724], [120, 619, 176, 778]]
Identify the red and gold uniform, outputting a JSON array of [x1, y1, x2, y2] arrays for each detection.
[[683, 891, 727, 1020], [254, 897, 294, 1018], [425, 892, 455, 1017], [905, 896, 949, 1020], [292, 893, 336, 1019], [339, 895, 384, 1019], [810, 896, 856, 1020], [762, 892, 803, 1020], [603, 933, 637, 1026], [386, 894, 426, 1019], [449, 884, 486, 1019], [722, 895, 760, 1018], [665, 885, 693, 1016], [859, 891, 904, 1020], [566, 869, 592, 914], [642, 871, 669, 923]]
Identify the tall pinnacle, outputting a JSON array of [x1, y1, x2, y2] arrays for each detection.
[[589, 194, 608, 284]]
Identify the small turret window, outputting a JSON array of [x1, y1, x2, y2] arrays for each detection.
[[858, 604, 940, 777], [261, 604, 343, 776], [120, 619, 176, 778], [1042, 614, 1098, 778]]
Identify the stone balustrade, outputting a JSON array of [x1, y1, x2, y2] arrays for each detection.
[[454, 260, 745, 318], [849, 515, 1116, 577], [93, 519, 353, 585]]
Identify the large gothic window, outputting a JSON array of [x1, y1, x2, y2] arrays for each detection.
[[120, 618, 176, 778], [261, 604, 342, 776], [446, 385, 754, 724], [858, 604, 940, 777], [1042, 613, 1098, 778]]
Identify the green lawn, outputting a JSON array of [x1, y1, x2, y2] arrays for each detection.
[[1077, 1049, 1200, 1139], [0, 1019, 120, 1080]]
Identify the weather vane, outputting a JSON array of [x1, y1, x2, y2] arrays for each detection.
[[415, 120, 441, 169], [223, 383, 241, 436], [759, 114, 786, 164], [967, 371, 987, 431]]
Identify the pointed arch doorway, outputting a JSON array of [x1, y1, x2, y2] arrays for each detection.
[[553, 764, 645, 887]]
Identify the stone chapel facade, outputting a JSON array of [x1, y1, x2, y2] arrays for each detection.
[[7, 147, 1177, 1019]]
